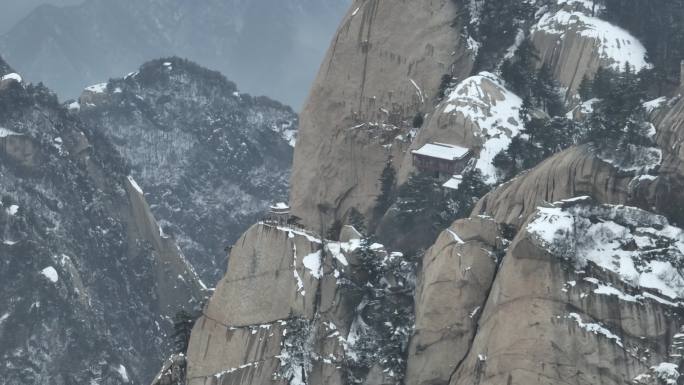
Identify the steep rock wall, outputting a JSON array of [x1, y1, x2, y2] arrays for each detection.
[[406, 216, 502, 385], [472, 145, 638, 228], [530, 2, 651, 100], [186, 223, 353, 385], [408, 201, 684, 385], [290, 0, 474, 230], [0, 63, 204, 384], [651, 94, 684, 222]]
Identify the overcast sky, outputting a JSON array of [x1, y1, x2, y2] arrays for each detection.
[[0, 0, 84, 34]]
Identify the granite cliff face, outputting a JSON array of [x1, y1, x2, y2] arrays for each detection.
[[290, 0, 474, 232], [186, 216, 419, 385], [0, 57, 205, 385], [412, 199, 683, 385], [184, 1, 684, 384], [529, 0, 651, 100]]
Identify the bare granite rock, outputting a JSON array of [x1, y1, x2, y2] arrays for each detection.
[[290, 0, 473, 230]]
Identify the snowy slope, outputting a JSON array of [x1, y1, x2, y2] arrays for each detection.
[[528, 198, 684, 301], [532, 7, 651, 71], [79, 58, 297, 283], [442, 72, 523, 184], [0, 56, 204, 385]]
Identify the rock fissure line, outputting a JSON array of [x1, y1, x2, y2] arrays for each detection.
[[446, 251, 503, 385]]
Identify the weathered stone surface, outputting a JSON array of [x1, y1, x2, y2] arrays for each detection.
[[186, 223, 355, 385], [186, 318, 287, 385], [124, 177, 205, 313], [203, 223, 322, 328], [290, 0, 473, 230], [444, 206, 681, 385], [406, 217, 501, 385], [472, 145, 636, 228], [531, 19, 604, 99]]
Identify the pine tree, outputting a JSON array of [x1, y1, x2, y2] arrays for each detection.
[[585, 65, 652, 148], [601, 0, 684, 89], [343, 236, 416, 383], [395, 172, 441, 228], [471, 0, 535, 70], [348, 208, 367, 236], [441, 169, 489, 227], [592, 67, 614, 99], [501, 39, 564, 117], [172, 310, 196, 354], [500, 38, 539, 98], [578, 75, 594, 101], [533, 64, 564, 116], [374, 161, 397, 219]]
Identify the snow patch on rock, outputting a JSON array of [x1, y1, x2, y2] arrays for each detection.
[[532, 10, 651, 71], [0, 127, 20, 138], [85, 83, 108, 93], [1, 72, 22, 83], [644, 97, 668, 113], [443, 72, 523, 184], [566, 312, 623, 347], [652, 362, 680, 385], [528, 200, 684, 299], [597, 144, 662, 174], [302, 251, 322, 279], [6, 204, 19, 216], [40, 266, 59, 283], [115, 365, 130, 383], [127, 176, 144, 194]]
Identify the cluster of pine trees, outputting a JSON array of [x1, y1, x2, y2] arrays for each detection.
[[580, 65, 655, 148], [456, 0, 537, 70], [500, 39, 564, 117], [494, 39, 583, 179], [599, 0, 684, 91], [373, 0, 667, 249], [338, 233, 416, 383], [387, 168, 488, 238], [495, 34, 656, 179]]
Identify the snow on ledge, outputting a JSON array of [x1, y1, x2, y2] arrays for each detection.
[[566, 312, 623, 347], [0, 127, 21, 138], [303, 251, 322, 279], [6, 204, 19, 216], [652, 363, 680, 385], [442, 72, 523, 184], [1, 73, 22, 83], [115, 365, 130, 383], [532, 9, 651, 71], [527, 200, 684, 300], [84, 82, 108, 93], [127, 176, 144, 194]]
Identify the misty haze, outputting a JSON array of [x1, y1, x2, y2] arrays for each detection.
[[2, 1, 684, 385]]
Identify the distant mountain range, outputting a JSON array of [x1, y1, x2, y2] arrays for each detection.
[[78, 57, 297, 284], [0, 0, 349, 108], [0, 54, 205, 385]]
